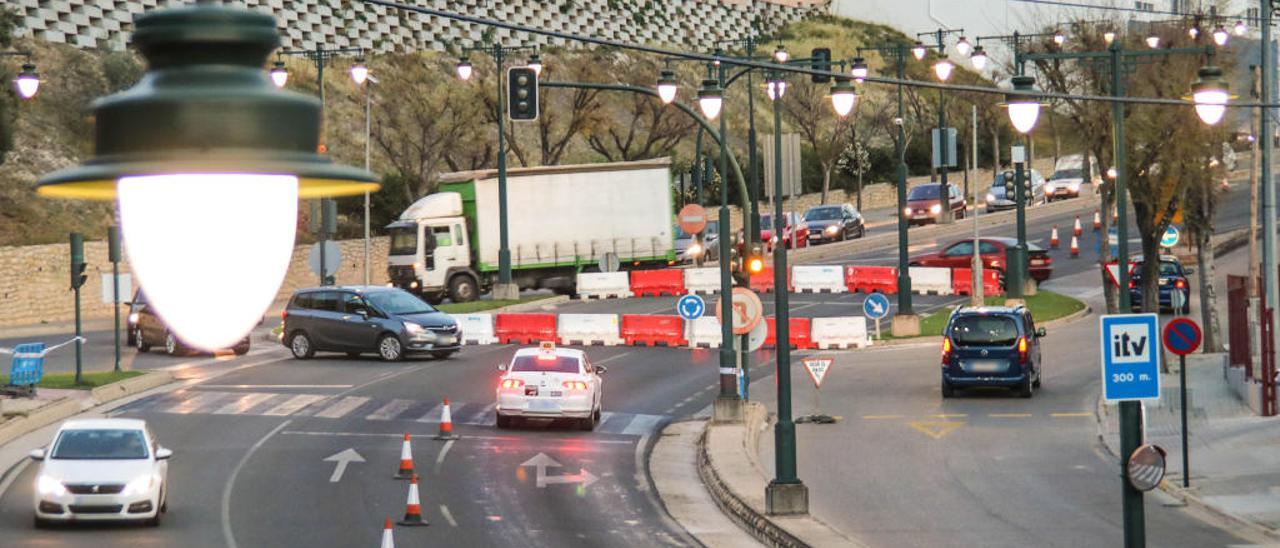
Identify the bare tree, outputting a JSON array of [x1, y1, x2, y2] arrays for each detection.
[[781, 77, 852, 204]]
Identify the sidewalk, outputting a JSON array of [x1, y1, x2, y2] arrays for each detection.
[[1099, 353, 1280, 543]]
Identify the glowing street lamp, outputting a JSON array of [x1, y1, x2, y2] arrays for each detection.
[[656, 68, 678, 105], [970, 45, 988, 70], [697, 79, 723, 120], [1104, 30, 1117, 44], [349, 59, 368, 85], [773, 44, 789, 63], [766, 73, 787, 101], [850, 57, 868, 83], [830, 77, 857, 117], [911, 41, 927, 60], [1234, 20, 1248, 36], [955, 36, 972, 56], [455, 58, 473, 81], [269, 61, 288, 88], [1053, 30, 1066, 46], [1004, 75, 1042, 134], [1212, 25, 1229, 46], [1188, 26, 1200, 40], [35, 1, 377, 352], [1189, 65, 1230, 126], [15, 63, 39, 98], [933, 59, 954, 82], [526, 53, 543, 77], [1146, 33, 1161, 49]]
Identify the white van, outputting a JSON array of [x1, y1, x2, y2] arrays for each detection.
[[1045, 154, 1101, 201]]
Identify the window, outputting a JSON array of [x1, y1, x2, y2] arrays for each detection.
[[979, 241, 1002, 255], [950, 315, 1019, 346], [804, 207, 842, 221], [52, 429, 149, 460], [1135, 2, 1154, 12], [510, 355, 581, 373], [908, 185, 941, 200], [342, 293, 367, 314], [388, 226, 417, 256], [944, 241, 974, 257], [432, 226, 452, 247], [451, 224, 465, 246], [365, 289, 435, 315], [311, 292, 340, 312]]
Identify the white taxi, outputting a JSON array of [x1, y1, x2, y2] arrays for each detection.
[[495, 342, 605, 431]]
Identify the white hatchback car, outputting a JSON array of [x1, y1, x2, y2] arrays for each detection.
[[29, 418, 171, 527], [495, 343, 605, 431]]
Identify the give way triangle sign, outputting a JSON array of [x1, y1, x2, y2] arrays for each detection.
[[802, 358, 834, 388]]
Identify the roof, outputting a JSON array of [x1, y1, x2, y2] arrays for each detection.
[[296, 285, 399, 294], [438, 157, 672, 183], [513, 346, 585, 359], [59, 418, 146, 431], [1130, 255, 1181, 263], [951, 304, 1026, 316]]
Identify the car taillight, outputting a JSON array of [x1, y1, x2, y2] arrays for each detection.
[[281, 310, 288, 320], [500, 378, 524, 390], [1175, 279, 1186, 289], [1043, 256, 1052, 265], [1128, 280, 1136, 289], [1017, 336, 1029, 364], [562, 381, 589, 391], [941, 337, 952, 365]]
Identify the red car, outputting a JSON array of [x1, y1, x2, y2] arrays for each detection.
[[910, 237, 1053, 283], [739, 212, 809, 253], [905, 183, 967, 226]]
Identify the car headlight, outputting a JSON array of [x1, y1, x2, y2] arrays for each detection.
[[825, 225, 839, 235], [686, 243, 703, 257], [986, 193, 996, 203], [903, 207, 912, 216], [128, 312, 139, 325], [404, 322, 425, 335], [929, 204, 942, 215], [121, 474, 157, 496], [1045, 183, 1056, 192], [1069, 182, 1080, 192], [770, 235, 779, 244], [37, 475, 67, 497]]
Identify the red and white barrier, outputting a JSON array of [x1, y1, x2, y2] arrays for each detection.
[[630, 269, 684, 297], [790, 265, 846, 293], [810, 317, 871, 349], [845, 265, 898, 294], [950, 268, 1004, 297], [908, 266, 953, 295], [748, 266, 777, 292], [765, 317, 815, 350], [576, 272, 633, 299], [683, 267, 725, 294], [686, 317, 723, 348], [450, 313, 497, 345], [621, 314, 686, 347], [494, 313, 557, 344], [558, 314, 622, 346]]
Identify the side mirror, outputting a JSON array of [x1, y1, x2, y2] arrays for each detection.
[[1036, 327, 1047, 338], [496, 363, 506, 371], [353, 307, 369, 318], [1184, 267, 1196, 275], [28, 448, 45, 461], [155, 447, 173, 460], [595, 365, 607, 374]]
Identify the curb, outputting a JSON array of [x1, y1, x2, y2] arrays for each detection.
[[491, 295, 571, 312], [89, 370, 175, 406], [696, 425, 807, 548], [0, 370, 173, 449]]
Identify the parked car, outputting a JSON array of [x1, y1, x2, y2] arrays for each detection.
[[1045, 154, 1101, 201], [802, 204, 864, 244], [675, 220, 719, 264], [128, 290, 250, 356], [29, 418, 171, 527], [281, 286, 460, 361], [940, 305, 1045, 398], [905, 183, 967, 225], [758, 212, 809, 251], [986, 169, 1046, 212], [1128, 255, 1193, 314], [910, 237, 1053, 283]]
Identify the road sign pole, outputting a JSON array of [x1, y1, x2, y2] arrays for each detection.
[[1121, 400, 1145, 548], [108, 226, 121, 373], [1180, 352, 1189, 488]]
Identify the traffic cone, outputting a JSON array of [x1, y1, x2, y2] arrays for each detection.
[[1070, 235, 1080, 258], [397, 474, 429, 527], [1049, 225, 1060, 248], [380, 518, 395, 547], [1073, 216, 1083, 237], [394, 433, 414, 479], [1092, 210, 1102, 231], [435, 398, 459, 440]]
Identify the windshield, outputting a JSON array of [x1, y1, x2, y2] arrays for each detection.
[[511, 355, 581, 373], [389, 227, 417, 256], [675, 226, 691, 239], [908, 185, 941, 200], [804, 208, 841, 221], [52, 429, 149, 460], [366, 290, 435, 315], [759, 215, 777, 230], [1133, 261, 1182, 277], [1050, 169, 1083, 180], [705, 220, 719, 236], [950, 315, 1019, 346]]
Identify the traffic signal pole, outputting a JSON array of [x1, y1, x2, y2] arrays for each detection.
[[69, 232, 85, 385]]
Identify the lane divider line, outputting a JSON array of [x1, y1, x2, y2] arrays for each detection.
[[1051, 412, 1093, 418], [222, 419, 292, 548], [278, 430, 637, 444], [988, 413, 1033, 418], [440, 504, 458, 527], [434, 439, 454, 475]]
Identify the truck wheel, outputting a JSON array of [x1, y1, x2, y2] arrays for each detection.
[[422, 292, 445, 305], [448, 275, 479, 303]]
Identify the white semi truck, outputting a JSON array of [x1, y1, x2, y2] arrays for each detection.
[[387, 158, 676, 302]]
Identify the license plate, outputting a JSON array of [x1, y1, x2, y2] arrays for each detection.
[[1031, 259, 1044, 266], [550, 390, 563, 397], [968, 360, 1003, 372], [439, 336, 455, 345], [529, 400, 559, 412], [525, 387, 538, 396]]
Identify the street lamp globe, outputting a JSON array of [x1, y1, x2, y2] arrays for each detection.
[[656, 69, 678, 105], [697, 79, 723, 120], [1235, 20, 1248, 36], [829, 78, 857, 117], [1004, 75, 1041, 134], [527, 53, 543, 77], [933, 59, 954, 82], [1104, 30, 1117, 44], [269, 61, 288, 88], [1053, 30, 1066, 46], [35, 1, 377, 352], [1187, 26, 1200, 40], [15, 63, 39, 99], [911, 41, 927, 60], [1107, 167, 1117, 180], [350, 60, 369, 85], [766, 74, 787, 101], [850, 57, 868, 83], [1212, 25, 1229, 46], [455, 58, 473, 81], [773, 44, 789, 63], [1190, 65, 1230, 126], [955, 36, 972, 56], [970, 46, 988, 70], [1145, 34, 1160, 49]]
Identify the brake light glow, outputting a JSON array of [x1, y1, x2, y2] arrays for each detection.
[[281, 310, 288, 320], [500, 378, 525, 390], [1175, 279, 1186, 289], [1017, 336, 1029, 364], [941, 337, 952, 364], [562, 381, 589, 391], [1128, 280, 1136, 289]]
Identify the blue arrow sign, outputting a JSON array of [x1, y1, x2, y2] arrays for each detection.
[[1160, 226, 1180, 248], [862, 292, 890, 320], [677, 294, 706, 321], [1100, 314, 1161, 401]]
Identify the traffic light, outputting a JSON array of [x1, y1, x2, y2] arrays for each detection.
[[70, 232, 87, 290], [811, 48, 831, 83], [508, 66, 538, 121], [746, 244, 765, 275]]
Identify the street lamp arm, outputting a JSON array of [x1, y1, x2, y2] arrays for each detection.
[[540, 80, 749, 215]]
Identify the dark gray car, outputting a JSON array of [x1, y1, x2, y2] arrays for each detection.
[[282, 286, 460, 361]]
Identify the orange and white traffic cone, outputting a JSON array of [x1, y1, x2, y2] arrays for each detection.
[[1070, 235, 1080, 258], [1073, 216, 1083, 237], [380, 518, 395, 547], [397, 474, 429, 527], [435, 398, 459, 440], [1049, 225, 1060, 249], [394, 433, 414, 479], [1092, 209, 1102, 231]]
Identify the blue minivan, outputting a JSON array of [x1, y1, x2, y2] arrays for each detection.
[[282, 286, 460, 361], [941, 305, 1045, 398]]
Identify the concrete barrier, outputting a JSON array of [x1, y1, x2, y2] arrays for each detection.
[[790, 265, 845, 293], [686, 317, 723, 348], [810, 316, 871, 349], [576, 272, 633, 299], [0, 397, 79, 448], [450, 313, 498, 345], [90, 370, 174, 405], [558, 314, 623, 346], [683, 267, 725, 294], [908, 266, 953, 295], [630, 269, 685, 297]]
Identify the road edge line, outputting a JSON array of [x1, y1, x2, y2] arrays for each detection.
[[221, 418, 292, 548]]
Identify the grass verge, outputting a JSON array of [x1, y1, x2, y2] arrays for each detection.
[[0, 370, 146, 390], [437, 294, 557, 314], [884, 290, 1087, 339]]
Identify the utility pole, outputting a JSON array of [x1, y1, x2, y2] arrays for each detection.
[[972, 105, 983, 306], [69, 233, 85, 386], [1261, 0, 1279, 411], [108, 226, 121, 372]]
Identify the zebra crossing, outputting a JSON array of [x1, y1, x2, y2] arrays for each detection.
[[113, 389, 667, 437]]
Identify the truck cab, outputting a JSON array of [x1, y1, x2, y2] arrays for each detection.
[[387, 193, 479, 304]]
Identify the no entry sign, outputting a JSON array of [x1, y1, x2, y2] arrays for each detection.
[[1162, 317, 1202, 356]]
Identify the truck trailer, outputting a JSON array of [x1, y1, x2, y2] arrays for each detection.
[[387, 158, 676, 302]]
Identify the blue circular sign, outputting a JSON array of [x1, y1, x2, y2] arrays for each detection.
[[862, 292, 890, 320], [677, 294, 706, 321], [1162, 317, 1201, 356], [1160, 226, 1180, 248]]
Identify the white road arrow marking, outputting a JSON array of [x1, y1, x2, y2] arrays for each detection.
[[323, 448, 365, 483], [520, 452, 597, 489]]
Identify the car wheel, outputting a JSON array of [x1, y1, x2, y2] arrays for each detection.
[[448, 275, 479, 303], [164, 333, 185, 356], [1033, 373, 1042, 389], [431, 350, 457, 360], [577, 416, 596, 431], [146, 511, 161, 527], [1018, 376, 1034, 398], [941, 379, 954, 398], [856, 224, 866, 238], [378, 335, 404, 362], [233, 342, 250, 356], [289, 332, 315, 359], [33, 516, 52, 529], [496, 413, 511, 429], [136, 328, 152, 353]]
